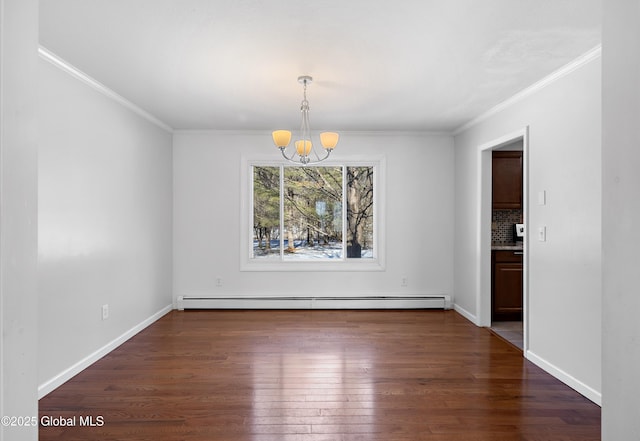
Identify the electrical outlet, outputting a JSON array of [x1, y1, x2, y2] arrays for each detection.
[[401, 277, 408, 287], [215, 277, 223, 287], [101, 304, 109, 320]]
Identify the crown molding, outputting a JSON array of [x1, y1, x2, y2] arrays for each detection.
[[39, 43, 601, 138], [172, 129, 451, 137], [38, 46, 173, 133], [453, 44, 602, 136]]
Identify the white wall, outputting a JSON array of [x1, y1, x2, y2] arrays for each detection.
[[602, 0, 640, 438], [37, 56, 174, 394], [454, 54, 602, 402], [173, 131, 454, 302], [0, 0, 39, 439]]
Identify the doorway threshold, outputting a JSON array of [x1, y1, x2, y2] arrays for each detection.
[[490, 321, 523, 351]]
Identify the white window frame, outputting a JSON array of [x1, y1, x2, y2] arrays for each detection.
[[240, 156, 386, 272]]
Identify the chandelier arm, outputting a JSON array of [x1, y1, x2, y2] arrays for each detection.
[[316, 148, 332, 162], [280, 146, 332, 165], [279, 147, 297, 163]]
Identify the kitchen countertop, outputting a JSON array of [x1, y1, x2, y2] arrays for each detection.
[[491, 242, 524, 251]]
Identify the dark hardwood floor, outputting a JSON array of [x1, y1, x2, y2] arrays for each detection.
[[39, 310, 601, 440]]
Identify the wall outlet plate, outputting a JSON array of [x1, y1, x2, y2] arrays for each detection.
[[101, 304, 109, 320]]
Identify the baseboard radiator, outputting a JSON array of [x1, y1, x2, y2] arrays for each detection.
[[177, 295, 452, 310]]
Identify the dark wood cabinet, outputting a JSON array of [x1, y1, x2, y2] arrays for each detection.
[[492, 151, 523, 209], [492, 250, 523, 321]]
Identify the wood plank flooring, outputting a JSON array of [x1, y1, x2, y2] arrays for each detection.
[[39, 310, 601, 440]]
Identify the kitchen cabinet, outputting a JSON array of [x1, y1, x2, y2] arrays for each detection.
[[492, 151, 523, 209], [492, 250, 523, 321]]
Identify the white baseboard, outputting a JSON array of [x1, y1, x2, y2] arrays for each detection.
[[38, 304, 173, 399], [453, 303, 478, 325], [525, 349, 602, 406], [177, 294, 452, 310], [453, 305, 601, 406]]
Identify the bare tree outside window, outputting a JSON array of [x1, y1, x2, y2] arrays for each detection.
[[253, 166, 280, 258], [346, 166, 374, 258], [283, 167, 343, 259], [252, 165, 375, 261]]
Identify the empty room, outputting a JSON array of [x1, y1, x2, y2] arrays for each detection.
[[1, 0, 639, 440]]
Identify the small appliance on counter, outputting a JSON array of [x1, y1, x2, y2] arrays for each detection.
[[514, 223, 524, 242]]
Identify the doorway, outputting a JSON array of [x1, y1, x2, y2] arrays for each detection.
[[477, 128, 528, 354]]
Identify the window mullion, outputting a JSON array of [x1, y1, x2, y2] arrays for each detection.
[[372, 164, 378, 259], [250, 165, 254, 259], [279, 164, 285, 261], [342, 165, 347, 261]]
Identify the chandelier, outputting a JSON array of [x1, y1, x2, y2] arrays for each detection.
[[272, 76, 339, 165]]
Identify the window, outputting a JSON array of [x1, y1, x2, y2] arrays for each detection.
[[242, 159, 384, 271]]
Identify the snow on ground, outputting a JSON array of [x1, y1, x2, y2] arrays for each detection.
[[253, 241, 373, 259]]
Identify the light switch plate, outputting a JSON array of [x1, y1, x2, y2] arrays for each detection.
[[538, 191, 546, 206], [538, 226, 547, 242]]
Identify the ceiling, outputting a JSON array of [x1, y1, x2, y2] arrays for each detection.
[[39, 0, 601, 132]]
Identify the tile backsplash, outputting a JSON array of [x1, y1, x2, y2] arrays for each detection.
[[492, 209, 523, 243]]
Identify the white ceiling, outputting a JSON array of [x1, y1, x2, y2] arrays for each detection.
[[39, 0, 601, 132]]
